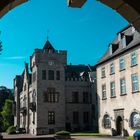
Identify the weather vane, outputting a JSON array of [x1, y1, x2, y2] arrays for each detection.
[[47, 30, 50, 40]]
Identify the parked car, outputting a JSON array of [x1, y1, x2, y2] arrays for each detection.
[[16, 128, 26, 134]]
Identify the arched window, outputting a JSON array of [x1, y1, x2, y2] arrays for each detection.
[[130, 112, 140, 129], [103, 114, 111, 129]]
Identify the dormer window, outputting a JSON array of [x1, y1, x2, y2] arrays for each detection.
[[121, 33, 133, 48], [109, 43, 119, 55], [126, 35, 133, 45]]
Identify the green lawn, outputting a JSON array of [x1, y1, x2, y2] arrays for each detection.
[[71, 132, 134, 139], [126, 136, 133, 140], [70, 132, 110, 136]]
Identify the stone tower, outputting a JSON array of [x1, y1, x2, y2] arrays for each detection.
[[30, 40, 67, 134]]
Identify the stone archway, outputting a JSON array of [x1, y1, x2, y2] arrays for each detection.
[[1, 0, 140, 32], [116, 116, 123, 135], [68, 0, 140, 32]]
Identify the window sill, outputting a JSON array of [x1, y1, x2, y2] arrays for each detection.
[[120, 93, 127, 96], [104, 127, 111, 129], [110, 96, 116, 98], [119, 69, 125, 72], [110, 73, 115, 75], [131, 64, 137, 67], [101, 76, 106, 79], [102, 98, 107, 100], [132, 91, 139, 94]]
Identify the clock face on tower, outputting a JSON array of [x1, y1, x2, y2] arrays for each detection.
[[48, 61, 54, 66]]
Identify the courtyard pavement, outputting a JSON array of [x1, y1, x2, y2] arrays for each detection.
[[1, 133, 127, 140], [72, 136, 126, 140]]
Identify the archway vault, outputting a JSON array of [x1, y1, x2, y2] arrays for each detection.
[[68, 0, 140, 32], [0, 0, 28, 18], [0, 0, 140, 32]]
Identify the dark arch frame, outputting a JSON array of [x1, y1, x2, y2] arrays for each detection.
[[129, 109, 140, 129], [68, 0, 140, 32], [102, 113, 111, 129]]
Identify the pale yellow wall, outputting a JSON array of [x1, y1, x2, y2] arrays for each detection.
[[97, 46, 140, 135]]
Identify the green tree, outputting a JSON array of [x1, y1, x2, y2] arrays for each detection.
[[0, 86, 14, 111], [1, 100, 14, 131]]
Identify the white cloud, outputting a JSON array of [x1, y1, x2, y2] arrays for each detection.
[[2, 56, 26, 60]]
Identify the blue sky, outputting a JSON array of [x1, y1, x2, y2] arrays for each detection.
[[0, 0, 128, 88]]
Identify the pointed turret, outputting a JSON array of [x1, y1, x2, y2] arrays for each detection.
[[43, 40, 55, 53]]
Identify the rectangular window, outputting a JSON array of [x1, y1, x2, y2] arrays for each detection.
[[110, 63, 115, 74], [48, 111, 55, 124], [83, 112, 89, 124], [56, 71, 60, 80], [132, 73, 139, 92], [119, 57, 125, 71], [83, 92, 89, 103], [102, 84, 106, 99], [110, 81, 115, 97], [72, 92, 79, 103], [73, 111, 79, 124], [44, 88, 59, 102], [48, 70, 54, 80], [120, 78, 126, 95], [131, 52, 137, 66], [101, 67, 105, 78], [42, 70, 46, 80]]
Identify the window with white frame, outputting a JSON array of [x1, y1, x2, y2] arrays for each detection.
[[131, 73, 139, 92], [101, 67, 105, 78], [110, 81, 115, 97], [131, 52, 137, 66], [120, 78, 126, 95], [103, 114, 111, 129], [119, 57, 125, 70], [102, 84, 106, 99], [110, 63, 115, 74]]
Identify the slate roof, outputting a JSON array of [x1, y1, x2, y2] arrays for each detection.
[[65, 65, 95, 78], [96, 25, 140, 66], [43, 40, 55, 53]]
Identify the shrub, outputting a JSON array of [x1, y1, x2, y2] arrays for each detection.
[[6, 126, 16, 134], [56, 131, 70, 136]]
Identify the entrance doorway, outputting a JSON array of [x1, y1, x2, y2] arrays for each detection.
[[66, 123, 71, 132], [116, 116, 123, 135]]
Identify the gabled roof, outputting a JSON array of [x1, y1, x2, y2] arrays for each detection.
[[43, 40, 55, 53], [96, 25, 140, 67]]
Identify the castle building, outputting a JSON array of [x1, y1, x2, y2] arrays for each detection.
[[14, 40, 97, 135], [96, 25, 140, 136]]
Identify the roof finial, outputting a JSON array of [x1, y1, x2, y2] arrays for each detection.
[[47, 30, 50, 40]]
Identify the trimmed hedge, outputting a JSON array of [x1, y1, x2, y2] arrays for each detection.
[[55, 131, 70, 136], [6, 126, 16, 134]]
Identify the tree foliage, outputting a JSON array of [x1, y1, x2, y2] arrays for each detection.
[[0, 86, 14, 112], [1, 99, 14, 131]]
